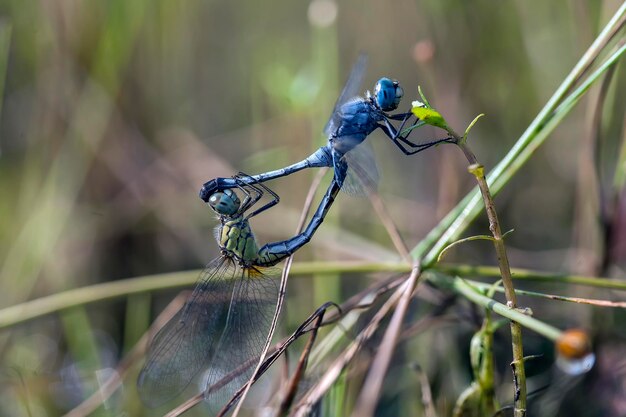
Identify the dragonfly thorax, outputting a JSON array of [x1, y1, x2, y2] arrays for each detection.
[[373, 77, 403, 112], [216, 217, 261, 265], [330, 98, 383, 155]]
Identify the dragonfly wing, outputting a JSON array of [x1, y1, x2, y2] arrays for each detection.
[[323, 53, 368, 137], [338, 136, 380, 196], [202, 266, 280, 411], [137, 257, 237, 407]]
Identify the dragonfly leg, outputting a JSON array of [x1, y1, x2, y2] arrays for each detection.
[[387, 111, 416, 135], [387, 108, 420, 135], [387, 111, 422, 137], [243, 182, 280, 220], [231, 173, 281, 219], [389, 110, 457, 150], [398, 137, 456, 154], [379, 120, 454, 155], [232, 174, 263, 214], [388, 111, 414, 121]]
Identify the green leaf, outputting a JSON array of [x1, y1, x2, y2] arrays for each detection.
[[411, 104, 450, 130]]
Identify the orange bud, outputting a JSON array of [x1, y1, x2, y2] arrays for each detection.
[[556, 329, 592, 359]]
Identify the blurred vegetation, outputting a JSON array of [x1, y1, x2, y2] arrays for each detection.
[[0, 1, 625, 416]]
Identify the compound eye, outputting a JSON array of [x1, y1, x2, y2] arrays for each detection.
[[208, 191, 240, 215], [208, 193, 221, 210], [395, 85, 404, 99], [374, 77, 399, 111]]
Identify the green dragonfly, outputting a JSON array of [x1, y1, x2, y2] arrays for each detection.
[[137, 174, 341, 408]]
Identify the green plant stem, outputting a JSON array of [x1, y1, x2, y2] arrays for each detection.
[[415, 14, 626, 408], [466, 280, 626, 308], [412, 4, 626, 265], [350, 263, 421, 417], [432, 114, 527, 413], [456, 140, 526, 416], [465, 163, 517, 305], [0, 21, 11, 129], [436, 263, 626, 289], [3, 262, 626, 329], [429, 274, 562, 341]]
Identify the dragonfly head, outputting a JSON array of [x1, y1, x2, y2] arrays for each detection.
[[373, 77, 403, 111], [208, 189, 240, 216]]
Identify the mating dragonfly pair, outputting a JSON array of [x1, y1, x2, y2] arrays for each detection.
[[137, 55, 454, 409]]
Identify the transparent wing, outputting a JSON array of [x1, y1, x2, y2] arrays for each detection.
[[323, 53, 368, 137], [137, 257, 238, 408], [202, 266, 280, 412], [340, 138, 380, 196]]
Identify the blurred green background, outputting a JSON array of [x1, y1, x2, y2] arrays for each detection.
[[0, 1, 625, 416]]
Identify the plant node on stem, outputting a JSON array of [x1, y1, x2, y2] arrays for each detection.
[[412, 100, 528, 416], [458, 134, 527, 417]]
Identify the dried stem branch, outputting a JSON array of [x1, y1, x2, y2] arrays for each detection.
[[454, 136, 527, 416]]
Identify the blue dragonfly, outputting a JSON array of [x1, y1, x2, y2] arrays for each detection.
[[137, 174, 341, 409], [199, 54, 453, 201]]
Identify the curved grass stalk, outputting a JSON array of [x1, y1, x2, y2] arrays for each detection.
[[428, 273, 562, 342], [229, 169, 328, 417], [411, 4, 626, 264], [350, 264, 421, 417], [467, 280, 626, 308], [3, 262, 626, 329], [436, 263, 626, 290]]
